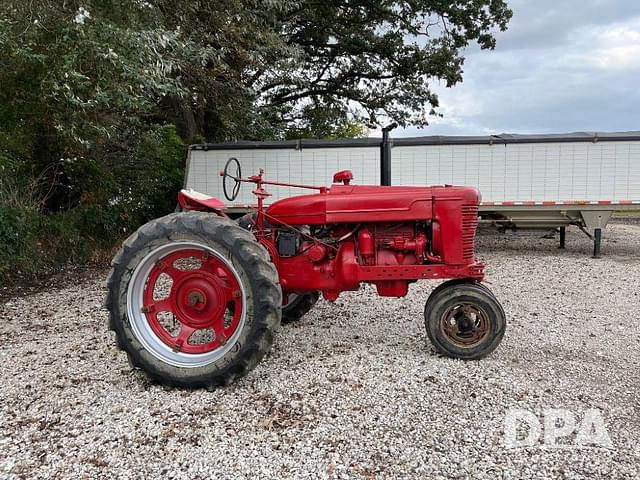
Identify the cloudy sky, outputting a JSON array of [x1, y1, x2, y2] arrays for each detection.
[[397, 0, 640, 137]]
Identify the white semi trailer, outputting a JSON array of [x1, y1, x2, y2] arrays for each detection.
[[183, 132, 640, 256]]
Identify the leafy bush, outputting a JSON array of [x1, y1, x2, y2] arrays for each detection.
[[0, 207, 84, 276], [114, 124, 186, 225], [0, 207, 39, 274], [0, 124, 186, 278]]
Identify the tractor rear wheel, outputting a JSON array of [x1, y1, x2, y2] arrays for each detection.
[[282, 292, 320, 324], [106, 212, 281, 388], [424, 282, 505, 360]]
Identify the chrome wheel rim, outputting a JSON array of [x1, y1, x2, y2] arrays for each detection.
[[126, 241, 246, 368]]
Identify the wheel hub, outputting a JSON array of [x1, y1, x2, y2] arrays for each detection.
[[134, 246, 245, 358], [174, 272, 226, 328], [441, 303, 490, 348], [186, 290, 206, 310]]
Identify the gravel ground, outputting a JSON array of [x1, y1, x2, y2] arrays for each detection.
[[1, 223, 639, 479]]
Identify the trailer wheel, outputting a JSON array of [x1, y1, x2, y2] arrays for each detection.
[[106, 212, 281, 388], [424, 282, 505, 360], [282, 292, 320, 324]]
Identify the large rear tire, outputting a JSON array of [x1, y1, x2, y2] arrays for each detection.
[[282, 292, 320, 324], [424, 282, 506, 360], [106, 212, 281, 388]]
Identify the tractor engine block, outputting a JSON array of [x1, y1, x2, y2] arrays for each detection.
[[271, 183, 481, 301], [277, 221, 443, 299], [356, 223, 430, 267]]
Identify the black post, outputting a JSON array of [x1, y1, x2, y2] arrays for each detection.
[[380, 124, 396, 186], [592, 228, 602, 258], [559, 226, 566, 249]]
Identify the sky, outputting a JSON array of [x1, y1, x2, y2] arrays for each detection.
[[395, 0, 640, 137]]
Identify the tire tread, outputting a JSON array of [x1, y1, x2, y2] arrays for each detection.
[[105, 212, 281, 388]]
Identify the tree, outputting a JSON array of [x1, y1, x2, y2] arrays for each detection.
[[0, 1, 195, 208], [0, 0, 511, 208], [150, 0, 513, 139], [258, 0, 512, 130], [1, 1, 512, 148]]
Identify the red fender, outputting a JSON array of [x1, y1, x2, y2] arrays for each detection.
[[177, 189, 227, 215]]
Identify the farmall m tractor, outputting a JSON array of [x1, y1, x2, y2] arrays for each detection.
[[106, 160, 506, 388]]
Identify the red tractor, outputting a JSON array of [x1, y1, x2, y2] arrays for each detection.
[[106, 159, 506, 388]]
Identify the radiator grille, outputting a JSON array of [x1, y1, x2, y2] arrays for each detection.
[[461, 204, 479, 260]]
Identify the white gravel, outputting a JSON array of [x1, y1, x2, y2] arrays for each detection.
[[1, 223, 639, 479]]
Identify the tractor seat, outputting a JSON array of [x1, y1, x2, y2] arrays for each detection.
[[178, 189, 226, 212]]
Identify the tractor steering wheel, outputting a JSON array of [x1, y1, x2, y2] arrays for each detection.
[[222, 157, 242, 202]]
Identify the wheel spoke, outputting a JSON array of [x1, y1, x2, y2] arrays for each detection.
[[200, 255, 220, 275], [201, 256, 230, 280], [173, 324, 196, 352], [164, 265, 190, 283], [201, 257, 241, 301], [154, 299, 173, 312], [141, 298, 172, 314]]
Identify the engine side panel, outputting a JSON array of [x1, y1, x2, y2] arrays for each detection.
[[267, 184, 478, 226], [325, 186, 433, 223], [267, 183, 483, 299]]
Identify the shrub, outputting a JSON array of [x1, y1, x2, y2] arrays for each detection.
[[0, 124, 187, 279], [121, 124, 186, 224], [0, 206, 39, 274]]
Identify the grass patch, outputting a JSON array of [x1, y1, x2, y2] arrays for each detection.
[[613, 209, 640, 218]]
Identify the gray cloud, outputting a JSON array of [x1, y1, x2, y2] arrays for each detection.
[[397, 0, 640, 137]]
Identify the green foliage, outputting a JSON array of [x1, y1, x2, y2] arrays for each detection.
[[0, 0, 511, 277], [285, 109, 368, 140], [113, 124, 187, 225], [0, 1, 195, 149], [0, 207, 38, 273], [0, 124, 185, 278], [259, 0, 512, 129], [0, 0, 512, 144], [0, 204, 125, 276]]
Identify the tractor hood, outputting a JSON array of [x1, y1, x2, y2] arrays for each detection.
[[266, 184, 480, 225]]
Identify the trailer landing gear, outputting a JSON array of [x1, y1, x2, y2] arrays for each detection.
[[593, 228, 602, 259], [579, 211, 612, 259]]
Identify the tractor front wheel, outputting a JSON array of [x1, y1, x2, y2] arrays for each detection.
[[424, 282, 505, 360], [106, 212, 281, 388]]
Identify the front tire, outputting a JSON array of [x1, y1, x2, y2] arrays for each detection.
[[106, 212, 281, 388], [424, 282, 506, 360]]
